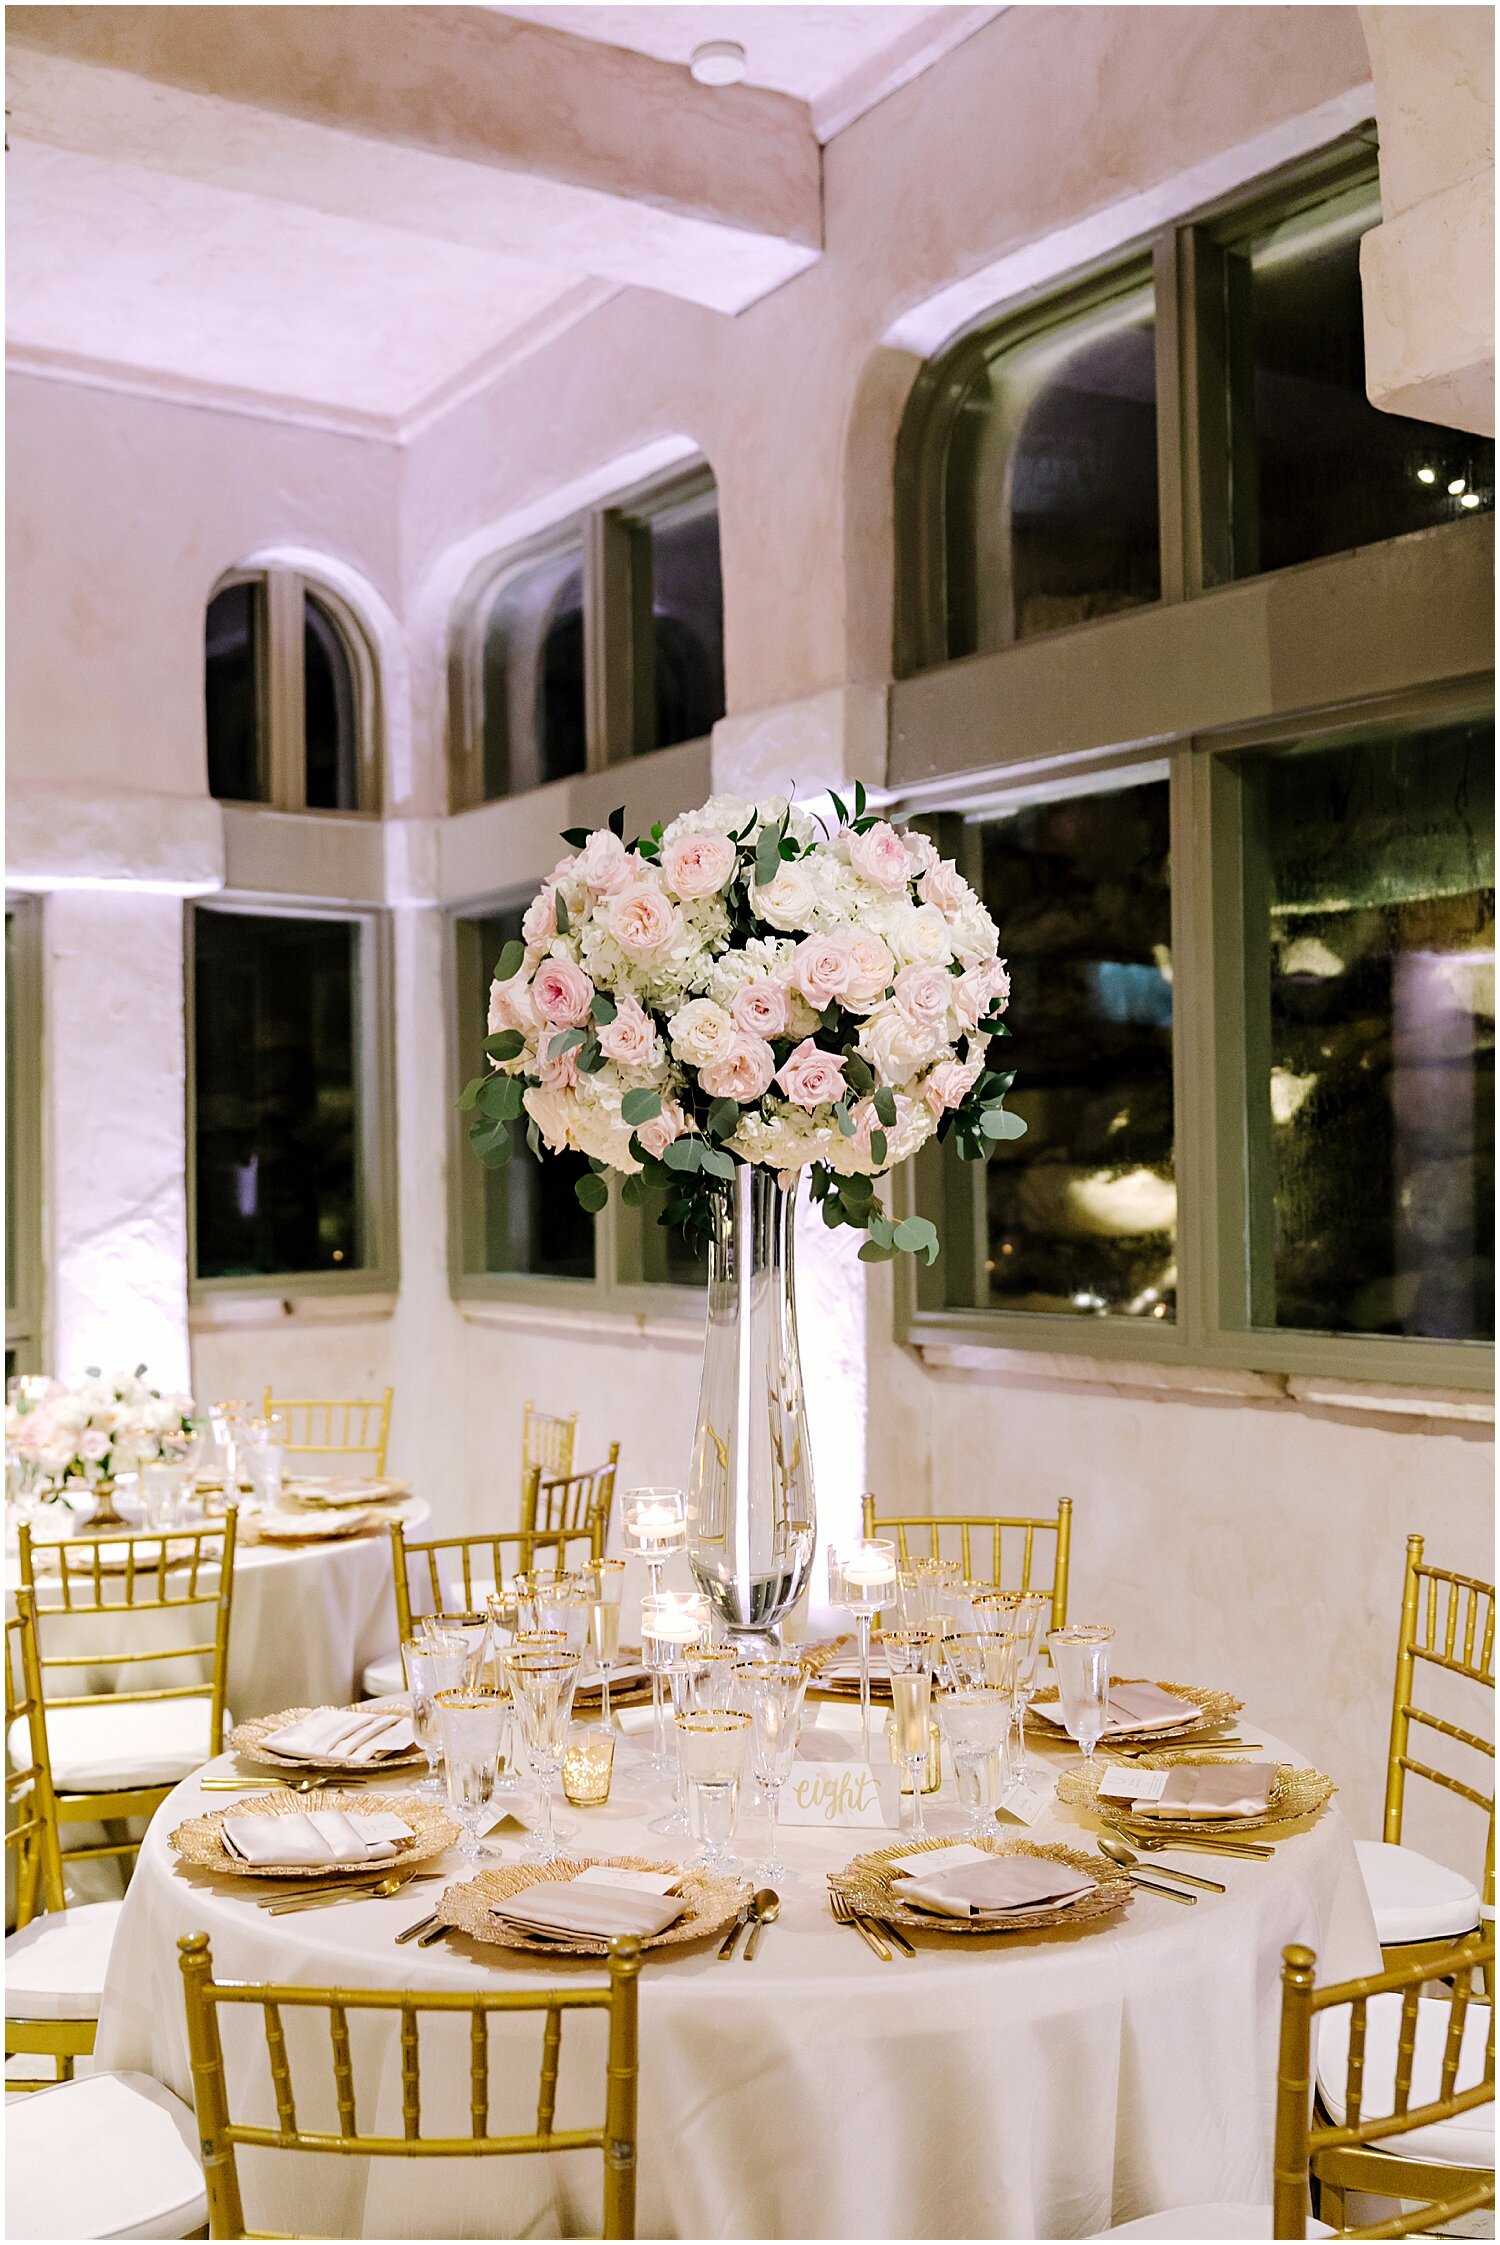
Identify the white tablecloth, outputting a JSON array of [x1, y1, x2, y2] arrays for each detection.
[[94, 1712, 1378, 2239], [9, 1502, 427, 1720]]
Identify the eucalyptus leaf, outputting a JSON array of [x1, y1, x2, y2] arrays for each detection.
[[869, 1129, 888, 1165], [872, 1086, 897, 1127], [554, 892, 569, 936], [699, 1145, 735, 1181], [893, 1216, 939, 1256], [867, 1213, 896, 1249], [753, 826, 782, 891], [833, 1100, 856, 1138], [707, 1098, 741, 1142], [577, 1037, 606, 1074], [620, 1088, 662, 1127], [858, 1240, 897, 1263], [591, 990, 618, 1025], [620, 1172, 650, 1207], [493, 939, 526, 984], [481, 1134, 515, 1169], [477, 1074, 521, 1120], [484, 1030, 524, 1062], [842, 1053, 873, 1095], [575, 1172, 609, 1214], [456, 1078, 482, 1111], [663, 1137, 701, 1172]]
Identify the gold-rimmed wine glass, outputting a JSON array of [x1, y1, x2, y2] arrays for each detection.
[[503, 1648, 581, 1862]]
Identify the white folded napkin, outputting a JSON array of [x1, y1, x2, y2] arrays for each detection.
[[492, 1879, 687, 1940], [1034, 1680, 1200, 1735], [287, 1477, 408, 1508], [262, 1707, 416, 1763], [1135, 1762, 1275, 1821], [220, 1808, 413, 1867], [899, 1854, 1096, 1919], [572, 1866, 681, 1896]]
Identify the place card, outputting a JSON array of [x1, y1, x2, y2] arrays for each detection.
[[995, 1773, 1056, 1827], [1098, 1767, 1171, 1802], [780, 1761, 896, 1828], [573, 1866, 681, 1895], [887, 1842, 992, 1878]]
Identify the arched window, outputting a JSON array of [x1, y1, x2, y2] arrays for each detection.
[[454, 465, 724, 807], [205, 569, 378, 813]]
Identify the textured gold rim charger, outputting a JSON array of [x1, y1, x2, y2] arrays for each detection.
[[829, 1835, 1131, 1938], [169, 1789, 459, 1878], [1057, 1755, 1336, 1837], [1030, 1677, 1243, 1746], [250, 1509, 383, 1543], [436, 1856, 746, 1956], [226, 1706, 426, 1774]]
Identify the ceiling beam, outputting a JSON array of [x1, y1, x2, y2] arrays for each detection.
[[6, 5, 823, 313]]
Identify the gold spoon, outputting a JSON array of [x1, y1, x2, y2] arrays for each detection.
[[743, 1889, 780, 1959], [264, 1871, 433, 1916], [1098, 1835, 1225, 1893]]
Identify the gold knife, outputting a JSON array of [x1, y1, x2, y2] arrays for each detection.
[[850, 1914, 892, 1961]]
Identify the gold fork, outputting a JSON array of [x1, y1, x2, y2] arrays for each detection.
[[828, 1887, 915, 1958]]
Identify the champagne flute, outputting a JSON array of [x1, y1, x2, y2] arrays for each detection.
[[436, 1690, 505, 1864], [738, 1659, 807, 1886], [402, 1635, 469, 1796], [1047, 1625, 1115, 1772], [883, 1630, 935, 1836], [976, 1591, 1050, 1783], [492, 1628, 567, 1796], [675, 1709, 751, 1873], [589, 1560, 626, 1725], [504, 1649, 581, 1863]]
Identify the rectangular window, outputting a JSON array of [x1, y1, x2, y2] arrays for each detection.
[[192, 907, 375, 1284], [1240, 712, 1494, 1342], [5, 898, 42, 1376], [637, 487, 725, 754]]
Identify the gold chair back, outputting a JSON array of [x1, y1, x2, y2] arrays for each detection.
[[523, 1447, 621, 1565], [1274, 1934, 1494, 2238], [262, 1389, 393, 1474], [522, 1400, 579, 1480], [177, 1929, 641, 2239], [861, 1494, 1072, 1627], [388, 1521, 594, 1645], [18, 1515, 238, 1869], [1383, 1535, 1494, 1913]]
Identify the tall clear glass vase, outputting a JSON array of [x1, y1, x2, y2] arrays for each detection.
[[686, 1166, 816, 1648]]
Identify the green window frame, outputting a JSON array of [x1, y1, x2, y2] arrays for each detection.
[[6, 895, 44, 1377], [448, 897, 706, 1312], [448, 463, 725, 810], [186, 897, 398, 1301], [892, 138, 1494, 1391]]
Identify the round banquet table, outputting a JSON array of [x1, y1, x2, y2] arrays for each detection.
[[94, 1706, 1380, 2241], [7, 1500, 428, 1721]]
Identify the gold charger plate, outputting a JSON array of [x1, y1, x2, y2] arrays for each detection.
[[1057, 1754, 1335, 1838], [436, 1856, 745, 1957], [226, 1705, 426, 1775], [284, 1477, 411, 1509], [829, 1834, 1131, 1938], [251, 1509, 382, 1544], [169, 1789, 458, 1878], [1030, 1677, 1243, 1748]]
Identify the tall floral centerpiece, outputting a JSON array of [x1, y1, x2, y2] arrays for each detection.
[[461, 788, 1021, 1639], [5, 1367, 199, 1530]]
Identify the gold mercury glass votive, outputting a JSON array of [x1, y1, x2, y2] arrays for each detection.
[[886, 1715, 943, 1793], [561, 1726, 615, 1806]]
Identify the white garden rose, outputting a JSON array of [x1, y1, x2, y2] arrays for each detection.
[[886, 902, 955, 970], [750, 859, 819, 932], [668, 998, 736, 1069], [857, 1001, 950, 1086]]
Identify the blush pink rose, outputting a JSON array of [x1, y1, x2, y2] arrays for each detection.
[[608, 884, 682, 961], [637, 1098, 689, 1158], [577, 829, 633, 896], [919, 858, 971, 916], [921, 1054, 982, 1118], [488, 972, 536, 1035], [953, 958, 1010, 1031], [840, 930, 895, 1011], [699, 1034, 776, 1104], [848, 821, 912, 893], [730, 978, 792, 1040], [790, 933, 850, 1011], [538, 1039, 581, 1092], [775, 1037, 848, 1111], [521, 885, 559, 949], [596, 994, 660, 1069], [893, 963, 953, 1035], [662, 830, 737, 899], [531, 957, 594, 1027]]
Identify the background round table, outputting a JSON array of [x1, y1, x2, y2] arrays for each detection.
[[94, 1711, 1379, 2240]]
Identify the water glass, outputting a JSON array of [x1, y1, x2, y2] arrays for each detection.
[[140, 1462, 185, 1530], [737, 1660, 807, 1884], [675, 1709, 751, 1872], [938, 1687, 1012, 1837], [1047, 1625, 1115, 1768], [641, 1589, 709, 1790], [976, 1591, 1050, 1780], [242, 1441, 285, 1512], [402, 1635, 470, 1796], [436, 1690, 505, 1863], [883, 1631, 935, 1835], [504, 1649, 581, 1862], [690, 1645, 742, 1710], [422, 1611, 492, 1690], [535, 1575, 593, 1656]]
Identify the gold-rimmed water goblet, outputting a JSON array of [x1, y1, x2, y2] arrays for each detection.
[[736, 1660, 807, 1886], [402, 1634, 470, 1796], [976, 1590, 1049, 1783], [1047, 1624, 1115, 1774], [675, 1708, 751, 1874], [938, 1686, 1012, 1838], [504, 1648, 581, 1863], [435, 1689, 506, 1866]]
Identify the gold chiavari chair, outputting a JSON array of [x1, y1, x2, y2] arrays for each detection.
[[861, 1493, 1072, 1627], [359, 1520, 595, 1695], [5, 1587, 123, 2088], [177, 1928, 643, 2239], [1102, 1933, 1494, 2238], [523, 1399, 579, 1481], [1356, 1535, 1494, 1969], [262, 1388, 393, 1475], [17, 1515, 238, 1877], [520, 1445, 621, 1566]]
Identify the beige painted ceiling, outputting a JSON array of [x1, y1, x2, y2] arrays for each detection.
[[5, 3, 997, 433]]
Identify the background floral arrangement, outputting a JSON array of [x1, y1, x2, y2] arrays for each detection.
[[5, 1367, 199, 1489], [460, 786, 1023, 1262]]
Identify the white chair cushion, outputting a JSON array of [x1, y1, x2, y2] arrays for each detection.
[[9, 1696, 222, 1792], [361, 1649, 405, 1698], [5, 2070, 207, 2239], [1099, 2209, 1332, 2238], [1317, 1990, 1495, 2169], [5, 1900, 124, 2020], [1355, 1839, 1483, 1946]]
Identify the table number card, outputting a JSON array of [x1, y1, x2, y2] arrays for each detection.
[[995, 1771, 1056, 1827], [1098, 1767, 1171, 1803], [780, 1761, 897, 1828]]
